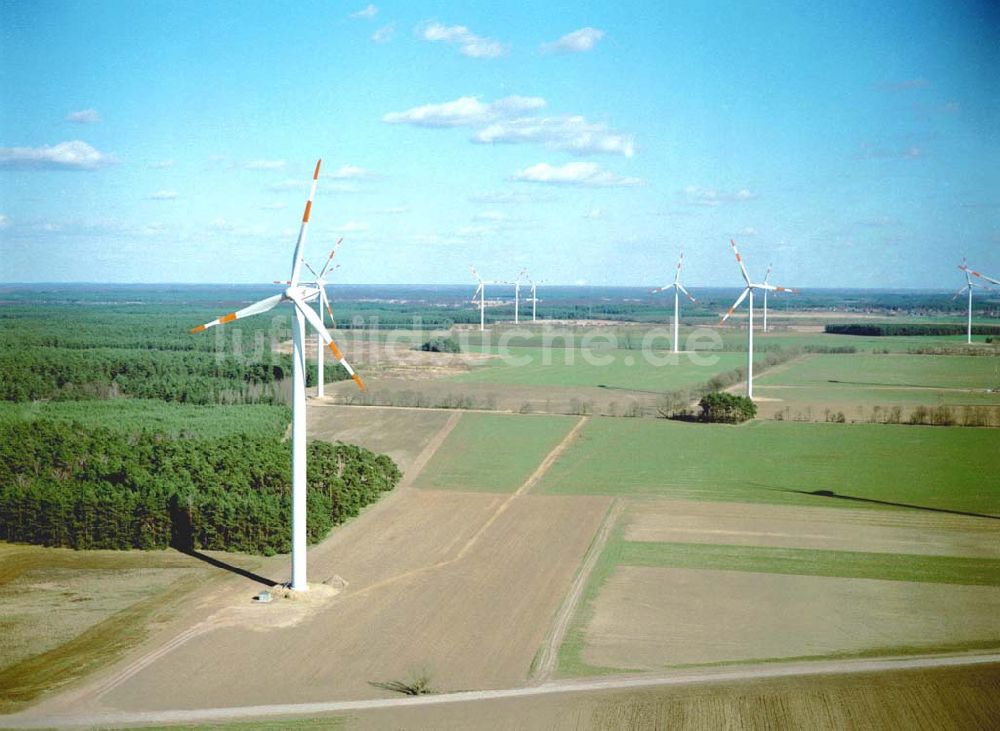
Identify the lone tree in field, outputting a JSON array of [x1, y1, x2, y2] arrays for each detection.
[[699, 391, 757, 424]]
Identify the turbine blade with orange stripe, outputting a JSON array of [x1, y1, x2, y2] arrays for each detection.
[[289, 159, 322, 288], [318, 238, 344, 279], [321, 287, 337, 329], [674, 251, 685, 284], [969, 269, 1000, 286], [678, 283, 696, 303], [719, 287, 750, 324], [729, 239, 751, 285], [759, 283, 797, 294], [190, 294, 284, 334], [291, 296, 365, 391]]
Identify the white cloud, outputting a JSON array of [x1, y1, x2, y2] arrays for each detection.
[[512, 162, 642, 188], [738, 226, 758, 236], [542, 27, 604, 54], [350, 4, 378, 19], [147, 190, 178, 200], [469, 190, 545, 204], [583, 208, 602, 219], [245, 159, 286, 170], [681, 186, 757, 206], [0, 214, 8, 229], [416, 21, 506, 58], [209, 218, 235, 232], [372, 23, 395, 43], [330, 164, 374, 179], [474, 115, 634, 157], [148, 159, 174, 169], [384, 95, 545, 127], [65, 108, 101, 124], [335, 221, 369, 233], [0, 140, 117, 170], [853, 143, 924, 160]]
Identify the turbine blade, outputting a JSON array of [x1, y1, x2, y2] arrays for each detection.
[[969, 269, 1000, 286], [469, 265, 481, 282], [289, 159, 322, 287], [318, 238, 343, 278], [303, 261, 320, 280], [292, 296, 365, 391], [759, 283, 797, 293], [719, 288, 750, 323], [953, 285, 969, 300], [674, 251, 684, 284], [763, 264, 772, 284], [678, 283, 696, 302], [730, 239, 752, 285], [322, 288, 337, 329], [190, 294, 284, 333]]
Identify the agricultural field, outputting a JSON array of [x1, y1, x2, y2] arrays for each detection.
[[751, 352, 1000, 421], [536, 418, 1000, 515], [412, 411, 579, 492]]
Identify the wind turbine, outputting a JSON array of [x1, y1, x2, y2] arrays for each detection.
[[513, 269, 527, 325], [956, 259, 998, 344], [275, 239, 343, 398], [190, 160, 365, 592], [719, 240, 797, 399], [651, 251, 696, 354], [469, 266, 505, 331], [524, 272, 543, 322]]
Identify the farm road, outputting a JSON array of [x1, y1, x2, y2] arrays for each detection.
[[4, 652, 997, 728]]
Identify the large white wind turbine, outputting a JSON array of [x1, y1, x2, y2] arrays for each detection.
[[719, 240, 797, 399], [651, 251, 696, 354], [956, 259, 998, 344], [513, 269, 527, 325], [191, 160, 365, 591]]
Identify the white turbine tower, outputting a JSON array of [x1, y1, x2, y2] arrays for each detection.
[[191, 160, 365, 591], [524, 273, 543, 322], [651, 251, 696, 354], [276, 239, 343, 398], [513, 269, 527, 325], [719, 240, 797, 399], [956, 259, 999, 344], [469, 266, 505, 331]]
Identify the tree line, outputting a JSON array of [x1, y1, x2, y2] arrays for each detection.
[[0, 420, 401, 554], [825, 323, 1000, 337]]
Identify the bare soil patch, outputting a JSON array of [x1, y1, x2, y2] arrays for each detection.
[[306, 403, 454, 475], [623, 499, 1000, 558], [98, 493, 611, 711], [583, 567, 1000, 670]]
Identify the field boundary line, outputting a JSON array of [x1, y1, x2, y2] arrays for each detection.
[[399, 410, 462, 489], [532, 497, 622, 682], [9, 652, 999, 728], [453, 415, 589, 561]]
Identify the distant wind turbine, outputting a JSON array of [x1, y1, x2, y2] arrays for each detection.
[[719, 240, 797, 399], [469, 265, 505, 331], [651, 251, 696, 354], [275, 239, 343, 398], [524, 272, 543, 322], [191, 160, 365, 591], [956, 259, 998, 344]]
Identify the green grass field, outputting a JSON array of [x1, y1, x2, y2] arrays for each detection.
[[755, 354, 1000, 391], [536, 419, 1000, 516], [449, 347, 747, 391], [412, 412, 579, 492], [0, 400, 290, 439]]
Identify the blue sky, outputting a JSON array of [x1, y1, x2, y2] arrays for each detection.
[[1, 0, 998, 288]]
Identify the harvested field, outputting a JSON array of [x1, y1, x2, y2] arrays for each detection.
[[623, 499, 1000, 558], [339, 663, 1000, 730], [582, 567, 1000, 670], [306, 403, 454, 474], [99, 493, 611, 710], [536, 419, 1000, 516], [412, 412, 579, 492]]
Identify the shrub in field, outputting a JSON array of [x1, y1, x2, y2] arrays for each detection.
[[698, 392, 757, 424], [418, 337, 461, 353]]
